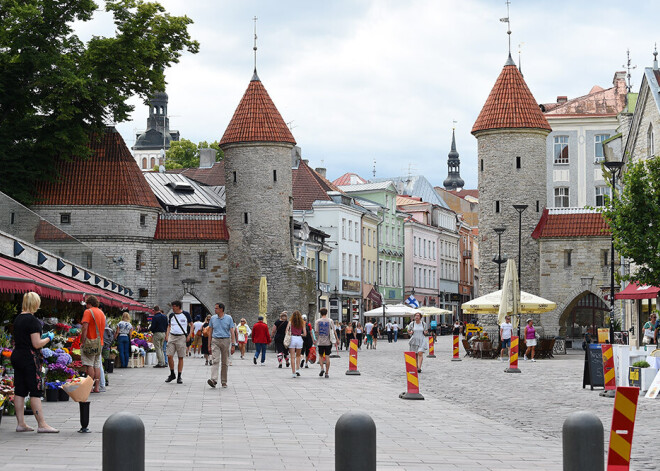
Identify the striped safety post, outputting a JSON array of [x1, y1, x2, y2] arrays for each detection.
[[607, 386, 639, 471], [345, 339, 360, 375], [399, 352, 424, 400], [505, 336, 521, 373], [427, 336, 436, 358], [451, 335, 461, 361], [600, 344, 616, 398]]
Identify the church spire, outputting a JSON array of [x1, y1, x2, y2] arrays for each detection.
[[443, 127, 465, 191]]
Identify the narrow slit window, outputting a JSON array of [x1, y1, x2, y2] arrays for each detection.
[[516, 156, 521, 169], [233, 171, 237, 183], [495, 201, 500, 213], [480, 159, 484, 172], [273, 169, 277, 182], [243, 212, 249, 224], [172, 252, 180, 270], [536, 200, 540, 212]]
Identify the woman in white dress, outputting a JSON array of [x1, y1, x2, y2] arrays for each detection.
[[407, 312, 428, 373]]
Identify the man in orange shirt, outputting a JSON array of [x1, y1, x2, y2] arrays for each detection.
[[80, 295, 106, 393]]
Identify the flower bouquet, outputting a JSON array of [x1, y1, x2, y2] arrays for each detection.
[[55, 322, 71, 335], [61, 376, 93, 402]]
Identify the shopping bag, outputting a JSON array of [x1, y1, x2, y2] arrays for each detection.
[[307, 346, 317, 364]]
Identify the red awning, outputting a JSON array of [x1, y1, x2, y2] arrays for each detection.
[[615, 282, 660, 300], [0, 256, 152, 312]]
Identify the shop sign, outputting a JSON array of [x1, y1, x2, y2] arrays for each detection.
[[342, 280, 360, 292]]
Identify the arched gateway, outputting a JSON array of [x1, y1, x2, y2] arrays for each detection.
[[556, 289, 611, 339]]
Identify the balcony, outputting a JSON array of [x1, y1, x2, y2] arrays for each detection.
[[462, 250, 472, 259]]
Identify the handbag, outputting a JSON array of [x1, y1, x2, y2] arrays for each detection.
[[82, 308, 101, 356], [330, 322, 337, 344], [283, 323, 292, 348]]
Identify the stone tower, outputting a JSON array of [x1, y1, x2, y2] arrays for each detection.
[[471, 55, 551, 297], [443, 129, 465, 190], [132, 91, 180, 170], [220, 71, 316, 322]]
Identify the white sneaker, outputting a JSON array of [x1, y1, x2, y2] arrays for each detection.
[[531, 358, 536, 362], [523, 356, 528, 361]]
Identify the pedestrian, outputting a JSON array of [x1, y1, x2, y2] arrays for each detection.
[[192, 316, 204, 358], [165, 300, 192, 384], [356, 322, 364, 349], [272, 311, 290, 368], [386, 319, 393, 343], [452, 319, 460, 336], [407, 312, 428, 373], [114, 312, 134, 368], [643, 313, 656, 345], [392, 321, 399, 342], [251, 316, 271, 365], [335, 321, 342, 353], [364, 318, 374, 349], [523, 318, 537, 362], [372, 322, 379, 349], [80, 295, 106, 393], [499, 315, 513, 361], [201, 314, 212, 365], [102, 322, 114, 376], [236, 318, 251, 359], [287, 310, 307, 378], [11, 292, 58, 433], [341, 322, 349, 350], [315, 308, 336, 378], [207, 303, 236, 388], [429, 317, 438, 339], [301, 314, 314, 368], [149, 305, 168, 368]]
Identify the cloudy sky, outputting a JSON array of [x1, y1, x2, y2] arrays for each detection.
[[80, 0, 659, 189]]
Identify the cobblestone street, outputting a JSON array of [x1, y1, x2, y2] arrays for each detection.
[[1, 335, 657, 470]]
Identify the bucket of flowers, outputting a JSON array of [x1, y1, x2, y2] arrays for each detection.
[[42, 348, 76, 402], [0, 376, 15, 419]]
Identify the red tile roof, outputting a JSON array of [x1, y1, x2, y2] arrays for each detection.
[[542, 74, 627, 117], [532, 208, 610, 239], [34, 221, 76, 242], [449, 189, 479, 200], [332, 173, 367, 186], [220, 76, 296, 147], [35, 128, 160, 208], [178, 162, 226, 186], [292, 161, 333, 210], [154, 214, 228, 241], [472, 59, 551, 134]]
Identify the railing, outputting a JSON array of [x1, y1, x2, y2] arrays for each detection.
[[462, 250, 472, 258]]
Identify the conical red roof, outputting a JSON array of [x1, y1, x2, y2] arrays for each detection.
[[220, 74, 296, 146], [472, 57, 551, 134]]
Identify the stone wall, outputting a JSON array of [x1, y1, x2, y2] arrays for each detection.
[[224, 142, 316, 324], [476, 129, 548, 298]]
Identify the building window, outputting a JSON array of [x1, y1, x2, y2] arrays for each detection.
[[199, 252, 207, 270], [172, 252, 180, 270], [536, 200, 540, 212], [363, 228, 366, 245], [564, 249, 572, 267], [83, 252, 92, 269], [480, 159, 483, 172], [273, 169, 277, 182], [348, 254, 353, 276], [495, 201, 500, 213], [594, 134, 610, 162], [60, 213, 71, 224], [355, 257, 359, 279], [136, 251, 143, 271], [602, 249, 609, 267], [647, 124, 655, 157], [397, 263, 402, 287], [342, 253, 346, 276], [516, 156, 521, 169], [142, 158, 147, 169], [554, 187, 569, 207], [342, 219, 346, 239], [150, 157, 156, 168], [385, 261, 390, 286], [595, 186, 610, 207], [554, 136, 569, 164], [243, 213, 249, 224], [140, 214, 146, 226], [348, 221, 353, 241], [10, 212, 14, 225]]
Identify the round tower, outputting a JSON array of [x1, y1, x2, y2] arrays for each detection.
[[471, 55, 551, 297], [220, 71, 316, 321]]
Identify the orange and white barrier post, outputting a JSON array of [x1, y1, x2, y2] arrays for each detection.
[[451, 335, 461, 361], [600, 344, 616, 397], [345, 339, 360, 375], [607, 386, 639, 471], [399, 352, 424, 400], [427, 336, 436, 358], [505, 336, 521, 373]]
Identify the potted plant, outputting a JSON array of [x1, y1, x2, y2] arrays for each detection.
[[24, 397, 33, 415], [45, 382, 62, 402], [629, 360, 659, 392]]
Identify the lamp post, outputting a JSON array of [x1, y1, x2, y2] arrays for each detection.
[[493, 227, 507, 290], [513, 204, 528, 337], [604, 160, 624, 344]]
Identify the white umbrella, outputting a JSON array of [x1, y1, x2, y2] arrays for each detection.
[[363, 303, 421, 317], [419, 306, 453, 316], [498, 259, 520, 326], [461, 290, 556, 315]]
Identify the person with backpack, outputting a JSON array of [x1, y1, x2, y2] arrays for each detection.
[[315, 308, 336, 378], [165, 300, 192, 384]]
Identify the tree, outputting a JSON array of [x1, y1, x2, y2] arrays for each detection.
[[0, 0, 199, 203], [601, 157, 660, 288], [162, 139, 223, 170]]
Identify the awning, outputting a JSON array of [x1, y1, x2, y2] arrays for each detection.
[[615, 282, 660, 300], [0, 256, 152, 312]]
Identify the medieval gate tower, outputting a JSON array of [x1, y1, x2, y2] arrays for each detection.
[[472, 55, 551, 297]]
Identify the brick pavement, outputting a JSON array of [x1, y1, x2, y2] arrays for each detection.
[[0, 335, 658, 470]]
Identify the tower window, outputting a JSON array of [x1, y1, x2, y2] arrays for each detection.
[[480, 159, 484, 172], [536, 200, 540, 212], [140, 214, 146, 226], [564, 249, 572, 267], [199, 252, 207, 270], [273, 169, 277, 182], [136, 251, 143, 271], [10, 212, 14, 224], [516, 156, 521, 169], [60, 213, 71, 224], [233, 171, 237, 183], [243, 212, 249, 224], [172, 252, 180, 270], [495, 201, 500, 213]]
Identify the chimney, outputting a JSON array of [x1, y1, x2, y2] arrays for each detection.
[[613, 71, 626, 85], [302, 159, 309, 166], [199, 148, 216, 168], [315, 167, 327, 179], [291, 146, 302, 167], [556, 96, 568, 103]]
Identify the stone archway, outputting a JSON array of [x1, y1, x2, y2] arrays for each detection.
[[166, 287, 215, 316], [556, 289, 611, 338]]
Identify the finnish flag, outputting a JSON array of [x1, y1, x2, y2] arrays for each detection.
[[406, 295, 420, 309]]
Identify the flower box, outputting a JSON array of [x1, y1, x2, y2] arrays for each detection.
[[128, 354, 144, 368]]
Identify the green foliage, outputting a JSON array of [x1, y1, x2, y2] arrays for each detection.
[[0, 0, 199, 203], [164, 139, 223, 169], [632, 360, 651, 368], [601, 157, 660, 288]]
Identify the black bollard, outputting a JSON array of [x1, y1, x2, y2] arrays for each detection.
[[103, 412, 145, 471], [562, 411, 604, 471], [78, 402, 90, 433], [335, 411, 376, 471]]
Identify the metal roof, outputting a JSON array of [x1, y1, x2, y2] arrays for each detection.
[[143, 172, 225, 211], [371, 176, 449, 209], [337, 181, 396, 192]]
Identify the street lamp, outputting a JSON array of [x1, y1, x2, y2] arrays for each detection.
[[513, 204, 528, 337], [604, 160, 624, 344], [492, 226, 507, 290]]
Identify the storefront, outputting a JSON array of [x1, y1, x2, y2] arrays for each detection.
[[616, 282, 659, 346]]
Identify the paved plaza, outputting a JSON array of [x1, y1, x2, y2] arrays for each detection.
[[1, 335, 658, 470]]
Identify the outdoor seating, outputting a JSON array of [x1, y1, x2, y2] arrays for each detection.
[[461, 339, 474, 357]]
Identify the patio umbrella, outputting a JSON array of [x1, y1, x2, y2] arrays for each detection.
[[419, 306, 453, 316], [498, 259, 520, 326], [259, 276, 268, 324], [363, 303, 421, 320], [462, 290, 556, 317]]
